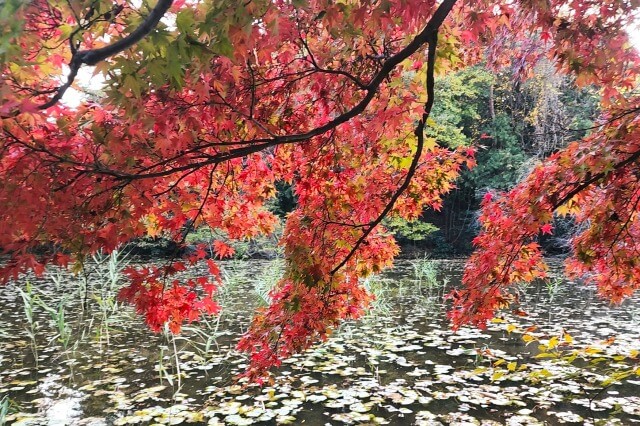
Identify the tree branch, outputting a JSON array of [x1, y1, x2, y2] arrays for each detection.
[[330, 28, 441, 276], [552, 148, 640, 209], [81, 0, 458, 181], [2, 0, 174, 117]]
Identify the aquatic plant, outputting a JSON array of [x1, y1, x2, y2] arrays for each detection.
[[17, 282, 39, 358], [157, 345, 173, 387], [35, 296, 72, 350], [179, 314, 224, 357], [217, 260, 243, 306], [158, 323, 184, 391], [545, 277, 563, 302], [361, 275, 392, 317], [410, 256, 440, 290], [0, 395, 8, 424], [254, 259, 285, 306], [90, 249, 131, 344]]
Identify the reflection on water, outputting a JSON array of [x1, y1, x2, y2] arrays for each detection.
[[0, 259, 638, 425], [35, 375, 84, 426]]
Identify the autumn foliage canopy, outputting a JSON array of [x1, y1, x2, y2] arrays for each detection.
[[1, 0, 640, 381]]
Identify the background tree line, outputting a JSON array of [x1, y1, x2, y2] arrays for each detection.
[[262, 62, 600, 258]]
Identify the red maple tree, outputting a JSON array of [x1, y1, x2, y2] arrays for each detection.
[[1, 0, 639, 381]]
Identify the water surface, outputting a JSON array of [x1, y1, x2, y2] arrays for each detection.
[[1, 259, 639, 425]]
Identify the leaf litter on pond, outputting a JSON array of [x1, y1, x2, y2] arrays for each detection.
[[0, 259, 639, 424]]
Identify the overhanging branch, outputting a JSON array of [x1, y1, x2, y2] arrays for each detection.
[[2, 0, 174, 117], [86, 0, 459, 181], [329, 29, 441, 276]]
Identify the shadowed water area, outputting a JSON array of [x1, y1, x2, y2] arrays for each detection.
[[0, 257, 639, 425]]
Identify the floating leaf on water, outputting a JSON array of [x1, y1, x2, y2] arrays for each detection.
[[491, 371, 505, 381], [432, 391, 451, 400], [280, 398, 303, 408], [275, 415, 296, 424], [434, 364, 453, 374], [274, 406, 293, 417], [446, 348, 475, 357], [257, 411, 276, 422], [547, 411, 583, 423], [415, 410, 441, 425], [306, 394, 327, 403], [227, 385, 243, 395], [217, 401, 241, 415], [392, 344, 422, 352], [395, 357, 414, 367], [224, 414, 254, 426], [348, 402, 370, 413], [242, 406, 264, 418], [325, 400, 346, 409], [440, 412, 479, 425], [331, 413, 356, 424], [418, 396, 433, 405]]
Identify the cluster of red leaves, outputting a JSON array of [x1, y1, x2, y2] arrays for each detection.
[[447, 0, 640, 330], [451, 99, 640, 328], [239, 134, 471, 380], [237, 275, 372, 384], [117, 256, 223, 333], [119, 265, 219, 334]]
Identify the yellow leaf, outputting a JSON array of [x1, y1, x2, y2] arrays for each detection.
[[424, 137, 437, 152], [539, 369, 553, 378], [522, 334, 537, 344], [491, 371, 504, 381], [144, 213, 161, 238], [563, 333, 573, 344], [548, 336, 559, 350], [397, 155, 413, 170], [507, 362, 517, 372], [490, 317, 505, 324], [555, 198, 581, 217], [493, 359, 506, 367], [506, 324, 517, 334]]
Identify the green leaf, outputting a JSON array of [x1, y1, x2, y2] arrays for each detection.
[[213, 36, 234, 58], [122, 74, 142, 98], [176, 9, 195, 32]]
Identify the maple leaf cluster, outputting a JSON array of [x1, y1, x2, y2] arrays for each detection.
[[450, 99, 640, 328], [1, 0, 640, 381]]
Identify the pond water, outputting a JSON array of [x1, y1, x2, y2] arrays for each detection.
[[0, 257, 639, 425]]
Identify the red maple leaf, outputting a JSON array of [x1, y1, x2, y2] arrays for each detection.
[[213, 240, 235, 259]]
